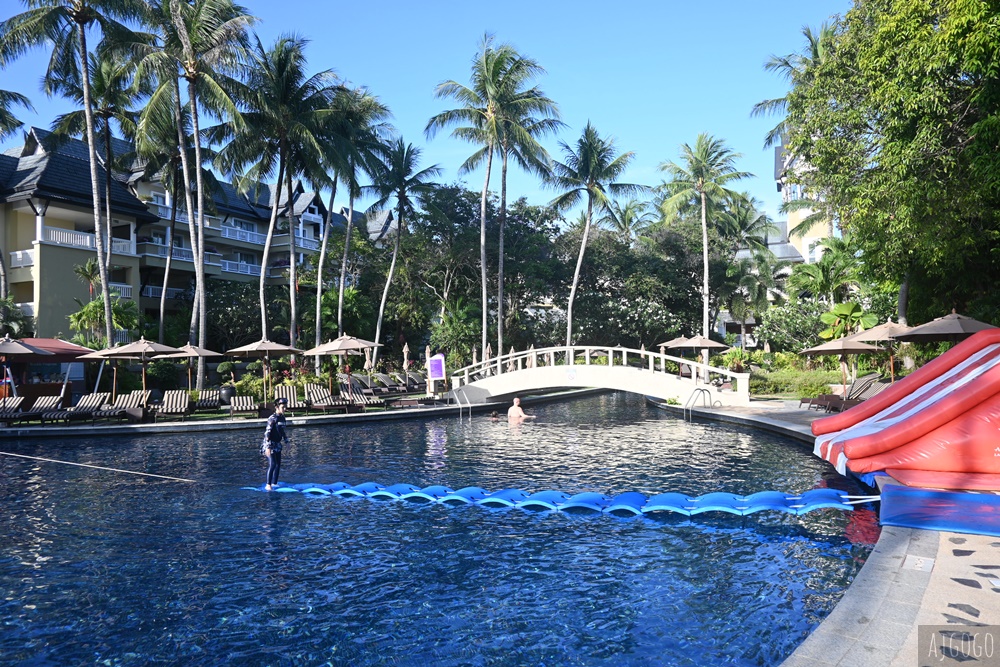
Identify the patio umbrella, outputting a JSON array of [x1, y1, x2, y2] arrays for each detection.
[[227, 339, 304, 403], [152, 343, 224, 391], [891, 311, 997, 344], [801, 337, 883, 395], [471, 346, 478, 366], [0, 335, 54, 397], [402, 342, 410, 370], [846, 318, 912, 382], [507, 346, 516, 372], [303, 334, 380, 393], [91, 337, 183, 404], [657, 336, 688, 354]]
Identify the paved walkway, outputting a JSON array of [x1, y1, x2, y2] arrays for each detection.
[[676, 400, 1000, 667]]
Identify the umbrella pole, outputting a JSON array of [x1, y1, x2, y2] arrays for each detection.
[[113, 364, 118, 402], [94, 359, 106, 394], [142, 361, 147, 400], [59, 364, 73, 401], [4, 364, 16, 398]]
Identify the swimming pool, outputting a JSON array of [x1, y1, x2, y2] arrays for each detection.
[[0, 392, 875, 665]]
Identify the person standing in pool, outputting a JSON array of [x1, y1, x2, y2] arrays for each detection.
[[507, 397, 536, 423], [262, 397, 289, 490]]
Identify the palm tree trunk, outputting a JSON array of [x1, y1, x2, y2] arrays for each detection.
[[171, 81, 198, 349], [337, 191, 354, 337], [259, 154, 285, 339], [897, 271, 910, 326], [373, 203, 402, 368], [0, 243, 7, 298], [285, 163, 298, 349], [700, 190, 710, 369], [187, 81, 208, 391], [104, 128, 115, 273], [315, 185, 336, 373], [78, 26, 114, 345], [158, 169, 180, 343], [497, 150, 508, 373], [566, 194, 593, 346], [479, 148, 493, 354]]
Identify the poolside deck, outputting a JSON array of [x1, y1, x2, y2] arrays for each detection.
[[671, 399, 1000, 667]]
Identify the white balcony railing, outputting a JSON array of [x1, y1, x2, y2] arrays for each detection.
[[220, 226, 268, 245], [275, 233, 320, 251], [300, 212, 323, 224], [16, 302, 34, 317], [107, 282, 132, 299], [10, 249, 34, 268], [152, 203, 222, 229], [42, 226, 135, 255], [112, 329, 132, 345], [141, 285, 187, 300], [221, 260, 261, 276]]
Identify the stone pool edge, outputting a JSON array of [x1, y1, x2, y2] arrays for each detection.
[[649, 400, 940, 667]]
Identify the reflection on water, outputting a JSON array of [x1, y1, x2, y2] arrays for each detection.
[[0, 392, 874, 666]]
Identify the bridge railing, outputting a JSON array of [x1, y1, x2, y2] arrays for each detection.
[[449, 345, 750, 398]]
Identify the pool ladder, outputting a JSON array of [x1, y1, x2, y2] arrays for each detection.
[[683, 388, 715, 421], [454, 387, 472, 419]]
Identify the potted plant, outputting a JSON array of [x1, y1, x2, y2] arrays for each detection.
[[217, 361, 238, 404]]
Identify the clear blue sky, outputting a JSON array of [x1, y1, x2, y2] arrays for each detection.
[[1, 0, 850, 222]]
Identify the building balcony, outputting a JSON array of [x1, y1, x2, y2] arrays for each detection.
[[151, 203, 222, 230], [220, 226, 268, 245], [141, 285, 188, 300], [42, 226, 135, 255], [9, 249, 34, 268], [300, 211, 323, 224], [141, 243, 222, 266], [16, 302, 34, 317], [274, 232, 320, 251]]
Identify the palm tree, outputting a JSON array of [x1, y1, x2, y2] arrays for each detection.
[[599, 199, 655, 247], [0, 88, 32, 141], [211, 33, 339, 346], [549, 122, 642, 345], [0, 0, 148, 345], [48, 50, 148, 272], [724, 252, 787, 349], [426, 35, 522, 354], [751, 23, 835, 148], [137, 0, 254, 388], [74, 257, 101, 299], [660, 134, 751, 364], [787, 236, 860, 304], [715, 193, 777, 257], [365, 138, 440, 366]]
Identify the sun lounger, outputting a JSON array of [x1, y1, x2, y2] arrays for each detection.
[[829, 378, 892, 412], [7, 394, 63, 425], [155, 389, 191, 420], [274, 385, 307, 413], [94, 390, 148, 423], [228, 395, 258, 418], [405, 371, 427, 392], [339, 382, 386, 410], [0, 396, 26, 425], [41, 392, 109, 425], [800, 373, 880, 412], [195, 389, 221, 413], [304, 383, 353, 413], [374, 372, 408, 394]]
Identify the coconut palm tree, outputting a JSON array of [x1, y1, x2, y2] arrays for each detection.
[[136, 0, 254, 388], [660, 134, 751, 364], [0, 0, 148, 345], [0, 88, 32, 140], [365, 138, 440, 366], [599, 199, 656, 247], [715, 193, 777, 257], [48, 50, 148, 272], [211, 33, 339, 346], [549, 122, 642, 345], [751, 23, 835, 148], [426, 35, 526, 354]]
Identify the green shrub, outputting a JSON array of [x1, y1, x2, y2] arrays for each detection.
[[749, 368, 841, 397], [147, 359, 180, 390]]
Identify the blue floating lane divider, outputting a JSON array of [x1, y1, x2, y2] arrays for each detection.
[[245, 482, 877, 517]]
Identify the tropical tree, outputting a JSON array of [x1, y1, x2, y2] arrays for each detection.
[[0, 88, 33, 298], [786, 236, 862, 304], [427, 35, 555, 355], [550, 122, 642, 345], [751, 22, 836, 148], [0, 0, 148, 346], [599, 199, 655, 247], [137, 0, 254, 388], [74, 257, 101, 299], [660, 134, 751, 364], [211, 33, 338, 348], [723, 252, 787, 349], [365, 138, 440, 366], [715, 194, 777, 258], [48, 50, 147, 272], [0, 296, 33, 336]]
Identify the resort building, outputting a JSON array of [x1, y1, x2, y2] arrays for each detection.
[[0, 128, 342, 340], [773, 141, 835, 263]]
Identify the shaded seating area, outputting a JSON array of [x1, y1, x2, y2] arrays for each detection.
[[304, 383, 355, 413], [0, 396, 25, 416], [829, 378, 893, 413], [155, 389, 191, 420], [404, 371, 427, 392], [274, 385, 308, 414], [228, 395, 258, 418], [7, 395, 63, 425], [41, 392, 109, 425], [373, 372, 409, 394], [339, 381, 387, 410]]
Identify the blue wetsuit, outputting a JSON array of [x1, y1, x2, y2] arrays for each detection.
[[262, 412, 288, 487]]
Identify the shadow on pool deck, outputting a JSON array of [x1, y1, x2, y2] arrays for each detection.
[[664, 399, 1000, 667]]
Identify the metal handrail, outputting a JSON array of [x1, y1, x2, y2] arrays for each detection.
[[683, 388, 713, 421]]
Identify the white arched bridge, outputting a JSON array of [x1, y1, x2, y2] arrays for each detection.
[[446, 346, 750, 409]]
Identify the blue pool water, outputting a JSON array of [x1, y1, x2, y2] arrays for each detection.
[[0, 392, 875, 666]]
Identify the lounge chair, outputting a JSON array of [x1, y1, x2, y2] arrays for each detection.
[[195, 389, 221, 413], [800, 373, 880, 412], [0, 396, 26, 425], [8, 395, 64, 425], [41, 392, 109, 425], [830, 378, 892, 412], [274, 385, 307, 414], [339, 381, 386, 411], [374, 372, 408, 394], [304, 383, 352, 413], [405, 371, 427, 392], [94, 390, 148, 423], [155, 389, 191, 420], [228, 395, 258, 418]]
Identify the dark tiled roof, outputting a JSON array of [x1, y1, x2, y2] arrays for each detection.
[[366, 210, 395, 243], [0, 151, 157, 223]]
